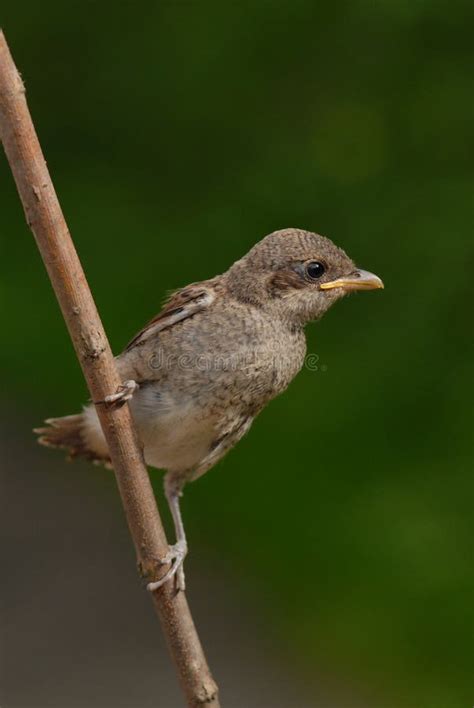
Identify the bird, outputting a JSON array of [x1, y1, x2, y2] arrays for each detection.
[[35, 228, 383, 591]]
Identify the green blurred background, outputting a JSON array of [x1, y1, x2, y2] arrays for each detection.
[[1, 2, 473, 707]]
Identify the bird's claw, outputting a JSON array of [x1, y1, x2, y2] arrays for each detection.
[[104, 380, 139, 408], [147, 540, 188, 592]]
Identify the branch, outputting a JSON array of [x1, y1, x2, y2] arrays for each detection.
[[0, 30, 219, 708]]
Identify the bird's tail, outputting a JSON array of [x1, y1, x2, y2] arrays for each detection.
[[34, 411, 111, 467]]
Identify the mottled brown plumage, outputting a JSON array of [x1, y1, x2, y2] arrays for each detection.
[[35, 228, 383, 590]]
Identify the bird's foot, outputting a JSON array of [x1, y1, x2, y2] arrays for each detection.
[[147, 540, 188, 592], [104, 380, 139, 408]]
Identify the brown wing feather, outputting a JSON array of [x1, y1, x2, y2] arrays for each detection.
[[125, 280, 219, 350]]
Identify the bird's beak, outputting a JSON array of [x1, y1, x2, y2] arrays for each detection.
[[319, 269, 384, 292]]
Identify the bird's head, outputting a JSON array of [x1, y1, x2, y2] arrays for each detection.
[[226, 228, 383, 326]]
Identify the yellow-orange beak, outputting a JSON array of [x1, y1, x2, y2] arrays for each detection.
[[319, 269, 384, 292]]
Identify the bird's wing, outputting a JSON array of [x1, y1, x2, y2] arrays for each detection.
[[124, 280, 218, 351]]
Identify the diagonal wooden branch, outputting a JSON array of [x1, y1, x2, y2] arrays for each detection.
[[0, 30, 219, 708]]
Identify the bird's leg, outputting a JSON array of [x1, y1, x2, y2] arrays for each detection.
[[147, 474, 188, 592], [103, 380, 139, 408]]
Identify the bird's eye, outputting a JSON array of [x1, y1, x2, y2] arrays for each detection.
[[306, 261, 326, 280]]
